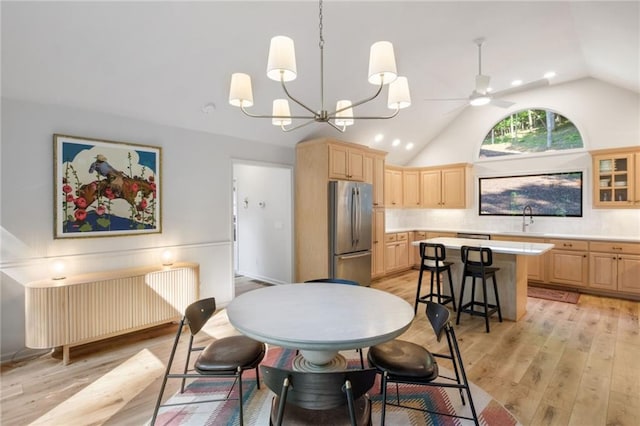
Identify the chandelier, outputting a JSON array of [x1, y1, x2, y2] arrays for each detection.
[[228, 0, 411, 132]]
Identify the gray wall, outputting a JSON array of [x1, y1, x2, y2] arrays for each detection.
[[0, 98, 295, 361]]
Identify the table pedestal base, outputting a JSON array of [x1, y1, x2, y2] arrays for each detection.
[[293, 351, 348, 371]]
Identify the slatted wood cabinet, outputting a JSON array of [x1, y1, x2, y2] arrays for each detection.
[[25, 262, 199, 364]]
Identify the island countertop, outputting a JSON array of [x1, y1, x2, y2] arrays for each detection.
[[412, 236, 555, 256], [387, 227, 640, 244]]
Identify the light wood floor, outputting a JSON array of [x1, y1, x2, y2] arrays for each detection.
[[1, 270, 639, 425]]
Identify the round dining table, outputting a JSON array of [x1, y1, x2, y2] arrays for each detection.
[[226, 283, 415, 371]]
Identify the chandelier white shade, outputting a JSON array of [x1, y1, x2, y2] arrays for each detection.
[[267, 36, 297, 82], [334, 100, 354, 127], [388, 76, 411, 109], [229, 73, 253, 107], [272, 99, 292, 126], [227, 0, 410, 132], [368, 41, 398, 85]]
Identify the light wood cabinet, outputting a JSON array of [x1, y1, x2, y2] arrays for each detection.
[[410, 231, 427, 267], [371, 207, 386, 279], [420, 164, 468, 208], [295, 138, 387, 282], [384, 167, 403, 207], [589, 241, 640, 294], [402, 169, 421, 207], [591, 147, 640, 208], [365, 152, 385, 208], [547, 239, 589, 287], [328, 143, 365, 181], [385, 232, 409, 273]]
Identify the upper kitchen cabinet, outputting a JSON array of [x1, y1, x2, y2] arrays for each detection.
[[420, 164, 470, 209], [402, 169, 421, 207], [384, 166, 403, 208], [591, 146, 640, 208], [364, 152, 385, 208], [329, 142, 365, 181]]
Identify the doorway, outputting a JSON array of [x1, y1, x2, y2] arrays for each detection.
[[232, 161, 293, 285]]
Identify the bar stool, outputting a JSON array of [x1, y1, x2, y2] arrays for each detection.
[[414, 242, 456, 314], [456, 245, 502, 333]]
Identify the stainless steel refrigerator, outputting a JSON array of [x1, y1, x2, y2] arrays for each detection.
[[329, 180, 373, 286]]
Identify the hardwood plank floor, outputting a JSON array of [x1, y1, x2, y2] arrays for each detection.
[[1, 270, 638, 425]]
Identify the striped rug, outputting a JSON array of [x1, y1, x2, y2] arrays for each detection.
[[151, 346, 521, 425]]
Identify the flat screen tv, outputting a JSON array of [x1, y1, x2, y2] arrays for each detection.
[[478, 171, 583, 217]]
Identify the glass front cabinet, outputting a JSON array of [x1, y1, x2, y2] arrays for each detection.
[[591, 147, 639, 208]]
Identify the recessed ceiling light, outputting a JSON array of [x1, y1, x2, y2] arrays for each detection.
[[544, 71, 556, 79], [392, 138, 401, 147], [511, 79, 523, 87], [201, 102, 216, 113], [405, 142, 414, 150], [374, 133, 384, 142]]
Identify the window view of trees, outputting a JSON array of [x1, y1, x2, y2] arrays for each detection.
[[480, 109, 583, 158]]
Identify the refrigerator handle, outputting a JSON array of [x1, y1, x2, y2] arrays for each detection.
[[351, 187, 357, 246], [355, 186, 361, 244], [337, 251, 370, 260]]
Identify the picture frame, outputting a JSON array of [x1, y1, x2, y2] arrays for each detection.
[[54, 134, 162, 238]]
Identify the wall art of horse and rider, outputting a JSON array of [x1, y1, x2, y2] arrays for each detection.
[[54, 134, 161, 238]]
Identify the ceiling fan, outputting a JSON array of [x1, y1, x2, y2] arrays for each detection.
[[425, 37, 549, 109]]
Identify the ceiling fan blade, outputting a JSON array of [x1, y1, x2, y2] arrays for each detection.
[[490, 98, 515, 108], [424, 97, 468, 101], [492, 78, 549, 97], [475, 74, 490, 93]]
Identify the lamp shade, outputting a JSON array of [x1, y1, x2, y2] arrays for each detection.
[[368, 41, 397, 85], [272, 99, 292, 126], [267, 36, 297, 82], [229, 73, 254, 107], [334, 100, 354, 126], [388, 76, 411, 109]]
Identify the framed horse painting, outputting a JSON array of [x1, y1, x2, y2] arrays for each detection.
[[54, 134, 162, 238]]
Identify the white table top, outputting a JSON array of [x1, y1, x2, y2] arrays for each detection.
[[413, 237, 554, 256], [226, 283, 415, 352]]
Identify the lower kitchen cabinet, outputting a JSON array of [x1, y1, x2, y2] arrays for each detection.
[[494, 235, 546, 282], [371, 208, 386, 279], [547, 239, 589, 287], [589, 241, 640, 295], [410, 231, 427, 267], [385, 232, 409, 274]]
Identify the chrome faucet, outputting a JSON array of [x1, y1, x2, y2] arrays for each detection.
[[522, 205, 534, 232]]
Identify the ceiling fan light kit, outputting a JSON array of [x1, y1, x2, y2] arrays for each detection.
[[228, 0, 411, 132]]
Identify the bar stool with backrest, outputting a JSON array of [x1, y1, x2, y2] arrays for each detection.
[[414, 242, 456, 314], [456, 245, 502, 333]]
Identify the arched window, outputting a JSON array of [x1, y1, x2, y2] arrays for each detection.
[[479, 109, 584, 159]]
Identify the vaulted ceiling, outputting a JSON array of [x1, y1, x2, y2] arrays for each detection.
[[2, 1, 638, 165]]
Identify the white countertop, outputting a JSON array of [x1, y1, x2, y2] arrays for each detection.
[[387, 227, 640, 243], [413, 237, 554, 256]]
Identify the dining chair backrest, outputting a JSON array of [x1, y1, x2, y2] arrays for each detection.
[[304, 278, 360, 286], [261, 365, 377, 411], [425, 301, 451, 342], [184, 297, 217, 335]]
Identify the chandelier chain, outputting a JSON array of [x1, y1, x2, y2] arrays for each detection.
[[318, 0, 324, 49]]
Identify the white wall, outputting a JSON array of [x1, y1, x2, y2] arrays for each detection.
[[234, 162, 293, 285], [388, 78, 640, 237], [0, 98, 294, 361]]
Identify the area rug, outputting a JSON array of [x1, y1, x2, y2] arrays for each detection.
[[527, 285, 580, 304], [151, 346, 521, 426]]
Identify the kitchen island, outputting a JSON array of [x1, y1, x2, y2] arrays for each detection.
[[413, 237, 554, 321]]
